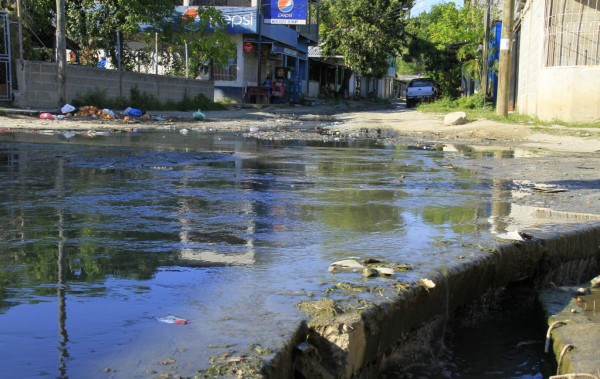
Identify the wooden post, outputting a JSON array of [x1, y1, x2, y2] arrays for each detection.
[[496, 0, 514, 117]]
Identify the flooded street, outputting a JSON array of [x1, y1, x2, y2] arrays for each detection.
[[0, 130, 594, 378]]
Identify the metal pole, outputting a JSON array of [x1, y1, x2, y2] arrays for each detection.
[[56, 0, 67, 107], [496, 0, 514, 117], [117, 29, 121, 71], [154, 32, 158, 75], [185, 41, 189, 78], [256, 0, 263, 86]]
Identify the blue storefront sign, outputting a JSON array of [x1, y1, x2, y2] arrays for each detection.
[[173, 6, 258, 34], [263, 0, 307, 25]]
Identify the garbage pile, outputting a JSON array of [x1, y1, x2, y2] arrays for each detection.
[[37, 104, 206, 123]]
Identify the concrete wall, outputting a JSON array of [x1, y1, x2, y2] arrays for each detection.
[[15, 60, 214, 110], [518, 0, 600, 123]]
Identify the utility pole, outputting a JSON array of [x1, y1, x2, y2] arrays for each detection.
[[481, 1, 490, 100], [56, 0, 67, 108], [257, 0, 263, 86], [496, 0, 514, 117]]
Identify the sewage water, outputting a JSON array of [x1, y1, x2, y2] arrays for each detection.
[[0, 130, 587, 378]]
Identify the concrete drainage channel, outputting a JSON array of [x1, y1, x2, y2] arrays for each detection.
[[261, 223, 600, 379]]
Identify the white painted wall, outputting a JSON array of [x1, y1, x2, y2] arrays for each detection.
[[518, 0, 600, 123]]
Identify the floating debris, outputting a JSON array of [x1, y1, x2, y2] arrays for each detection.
[[156, 315, 189, 325], [419, 278, 436, 289]]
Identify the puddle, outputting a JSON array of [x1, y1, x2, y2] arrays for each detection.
[[0, 130, 598, 378]]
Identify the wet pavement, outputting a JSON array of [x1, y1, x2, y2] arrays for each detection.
[[1, 126, 599, 378]]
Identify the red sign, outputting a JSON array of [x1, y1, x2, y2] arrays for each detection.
[[243, 42, 254, 53]]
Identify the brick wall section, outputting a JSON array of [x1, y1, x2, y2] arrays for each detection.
[[16, 60, 214, 110]]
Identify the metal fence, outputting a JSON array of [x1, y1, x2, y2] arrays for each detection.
[[544, 0, 600, 66], [0, 11, 12, 101]]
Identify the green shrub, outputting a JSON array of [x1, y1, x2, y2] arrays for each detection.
[[71, 87, 226, 112]]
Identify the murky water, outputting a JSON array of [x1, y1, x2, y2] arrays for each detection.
[[0, 130, 591, 378]]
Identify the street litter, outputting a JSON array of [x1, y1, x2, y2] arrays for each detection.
[[156, 315, 189, 325], [193, 109, 205, 121], [328, 259, 395, 276], [123, 107, 143, 117], [61, 104, 76, 114], [419, 278, 436, 289], [39, 112, 55, 120]]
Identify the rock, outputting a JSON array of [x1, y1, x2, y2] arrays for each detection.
[[444, 111, 467, 126], [591, 275, 600, 288], [373, 267, 394, 276], [361, 267, 379, 277]]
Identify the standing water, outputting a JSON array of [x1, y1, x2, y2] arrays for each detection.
[[0, 130, 576, 378]]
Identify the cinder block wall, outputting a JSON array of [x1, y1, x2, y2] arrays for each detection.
[[15, 60, 214, 110], [518, 1, 600, 123]]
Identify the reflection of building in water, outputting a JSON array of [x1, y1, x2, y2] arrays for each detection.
[[175, 160, 257, 266], [174, 155, 309, 266]]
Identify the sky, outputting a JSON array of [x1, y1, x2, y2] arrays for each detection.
[[410, 0, 459, 17]]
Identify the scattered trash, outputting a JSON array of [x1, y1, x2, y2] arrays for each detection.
[[328, 259, 365, 273], [39, 112, 55, 120], [179, 128, 189, 135], [329, 259, 394, 276], [123, 107, 143, 117], [532, 185, 567, 193], [63, 131, 76, 139], [61, 104, 76, 114], [496, 230, 525, 241], [76, 106, 100, 117], [591, 275, 600, 288], [419, 278, 436, 289], [156, 315, 189, 325], [193, 109, 205, 121], [102, 108, 115, 119]]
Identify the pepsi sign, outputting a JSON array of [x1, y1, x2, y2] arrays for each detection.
[[263, 0, 307, 25]]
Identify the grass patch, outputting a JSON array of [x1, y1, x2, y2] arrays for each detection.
[[417, 94, 600, 128], [71, 87, 226, 112]]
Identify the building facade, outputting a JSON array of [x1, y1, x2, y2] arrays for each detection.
[[517, 0, 600, 123], [181, 0, 319, 103]]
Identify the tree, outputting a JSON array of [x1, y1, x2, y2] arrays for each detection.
[[65, 0, 177, 69], [153, 6, 237, 78], [404, 3, 484, 96], [22, 0, 236, 76], [319, 0, 413, 95]]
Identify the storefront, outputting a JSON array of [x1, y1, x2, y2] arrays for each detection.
[[173, 6, 309, 103]]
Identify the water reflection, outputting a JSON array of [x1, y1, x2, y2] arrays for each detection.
[[0, 131, 598, 378]]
